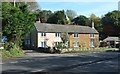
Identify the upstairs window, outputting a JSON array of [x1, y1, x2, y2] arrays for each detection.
[[55, 33, 61, 37], [25, 39, 30, 45], [90, 34, 94, 38], [41, 33, 46, 37], [73, 33, 78, 38]]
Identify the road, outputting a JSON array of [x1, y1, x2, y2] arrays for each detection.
[[1, 50, 120, 74]]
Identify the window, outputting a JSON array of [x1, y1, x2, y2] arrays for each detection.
[[90, 41, 94, 47], [55, 42, 60, 46], [41, 41, 46, 47], [25, 39, 30, 45], [55, 33, 61, 37], [73, 33, 78, 38], [90, 34, 94, 38], [74, 42, 79, 47], [41, 33, 46, 37]]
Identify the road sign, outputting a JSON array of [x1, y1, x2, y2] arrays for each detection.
[[1, 37, 7, 42]]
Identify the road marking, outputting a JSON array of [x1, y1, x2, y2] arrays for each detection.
[[9, 61, 18, 64], [30, 69, 45, 72]]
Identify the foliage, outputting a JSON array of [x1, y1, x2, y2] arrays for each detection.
[[1, 43, 24, 59], [72, 15, 89, 26], [36, 10, 52, 23], [61, 32, 69, 44], [9, 44, 24, 56], [55, 43, 63, 49], [9, 1, 39, 11], [66, 10, 77, 20], [2, 3, 36, 46], [94, 38, 100, 47], [27, 2, 39, 10], [101, 10, 120, 36], [89, 14, 102, 32], [47, 10, 68, 24]]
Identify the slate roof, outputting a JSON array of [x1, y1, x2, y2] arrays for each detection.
[[34, 22, 99, 34], [103, 37, 119, 42]]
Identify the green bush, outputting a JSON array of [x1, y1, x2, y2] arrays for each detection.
[[1, 50, 12, 59], [56, 43, 63, 49], [1, 42, 24, 59], [9, 44, 24, 57]]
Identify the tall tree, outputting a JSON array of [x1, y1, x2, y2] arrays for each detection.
[[89, 14, 102, 32], [2, 3, 36, 46], [72, 15, 89, 26], [101, 10, 120, 36], [36, 10, 52, 23], [66, 10, 77, 20], [47, 10, 68, 24], [10, 0, 39, 10]]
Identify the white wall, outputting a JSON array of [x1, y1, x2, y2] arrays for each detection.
[[38, 33, 62, 48]]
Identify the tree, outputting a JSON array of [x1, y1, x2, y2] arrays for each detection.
[[72, 15, 89, 26], [60, 32, 69, 48], [9, 0, 39, 10], [27, 2, 39, 10], [47, 10, 68, 24], [101, 10, 120, 36], [66, 10, 77, 20], [2, 3, 36, 46], [36, 10, 52, 23], [89, 14, 102, 32]]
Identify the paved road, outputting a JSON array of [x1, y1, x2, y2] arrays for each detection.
[[1, 50, 120, 74]]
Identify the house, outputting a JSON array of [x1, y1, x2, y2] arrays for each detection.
[[23, 21, 99, 50], [103, 36, 119, 48]]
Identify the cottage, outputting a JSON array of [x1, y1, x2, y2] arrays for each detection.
[[23, 22, 99, 50]]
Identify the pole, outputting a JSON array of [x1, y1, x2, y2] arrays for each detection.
[[14, 0, 16, 7]]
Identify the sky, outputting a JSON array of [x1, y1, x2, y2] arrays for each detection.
[[36, 1, 119, 17]]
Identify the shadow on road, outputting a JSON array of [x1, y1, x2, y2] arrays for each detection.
[[2, 52, 120, 73]]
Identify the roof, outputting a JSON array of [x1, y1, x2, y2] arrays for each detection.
[[34, 22, 99, 34], [103, 37, 119, 42]]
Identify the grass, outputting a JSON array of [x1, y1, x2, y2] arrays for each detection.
[[64, 47, 118, 53], [0, 47, 24, 60]]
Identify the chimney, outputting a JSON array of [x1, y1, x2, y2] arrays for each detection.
[[92, 21, 95, 29], [38, 18, 41, 23], [36, 18, 41, 23], [13, 0, 16, 7]]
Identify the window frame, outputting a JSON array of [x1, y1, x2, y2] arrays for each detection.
[[90, 41, 94, 47], [41, 32, 46, 37], [73, 42, 79, 47], [55, 33, 61, 37], [41, 41, 46, 48], [90, 34, 94, 38], [25, 39, 30, 45], [73, 33, 79, 38]]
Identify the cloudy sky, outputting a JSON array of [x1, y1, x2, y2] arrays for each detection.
[[36, 0, 119, 17]]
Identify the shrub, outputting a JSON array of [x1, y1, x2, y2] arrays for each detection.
[[9, 44, 24, 57], [1, 42, 24, 59], [1, 50, 12, 59]]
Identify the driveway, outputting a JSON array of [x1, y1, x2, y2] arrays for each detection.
[[1, 50, 120, 74]]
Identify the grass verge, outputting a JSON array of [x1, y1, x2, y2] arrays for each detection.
[[64, 47, 118, 53]]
